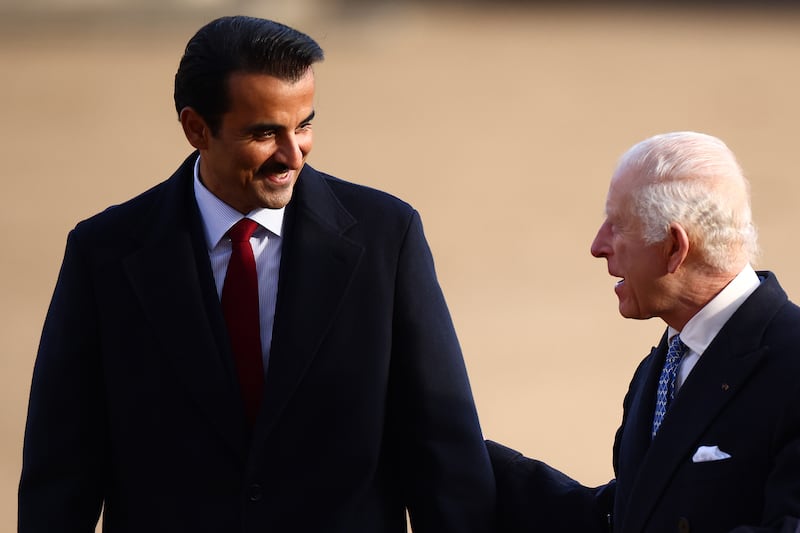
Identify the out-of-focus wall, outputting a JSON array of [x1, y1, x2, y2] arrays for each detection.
[[3, 2, 800, 531]]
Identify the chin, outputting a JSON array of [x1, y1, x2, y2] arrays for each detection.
[[260, 190, 294, 209], [619, 307, 651, 321], [618, 303, 638, 320]]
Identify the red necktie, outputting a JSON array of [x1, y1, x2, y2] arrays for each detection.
[[221, 218, 264, 426]]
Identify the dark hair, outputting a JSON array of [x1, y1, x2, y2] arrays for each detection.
[[174, 16, 324, 135]]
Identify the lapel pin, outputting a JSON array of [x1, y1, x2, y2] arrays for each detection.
[[721, 383, 730, 391]]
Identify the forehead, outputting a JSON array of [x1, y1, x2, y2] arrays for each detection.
[[606, 167, 635, 207], [604, 168, 644, 231], [225, 70, 315, 112]]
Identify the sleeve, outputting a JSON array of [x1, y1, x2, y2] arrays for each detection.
[[386, 210, 496, 532], [19, 229, 106, 532], [487, 440, 614, 533]]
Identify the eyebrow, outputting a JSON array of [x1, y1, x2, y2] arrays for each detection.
[[245, 110, 316, 135]]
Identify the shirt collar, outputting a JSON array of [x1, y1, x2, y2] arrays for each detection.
[[668, 263, 761, 355], [193, 155, 285, 250]]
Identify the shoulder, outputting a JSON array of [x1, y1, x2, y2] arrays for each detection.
[[301, 165, 415, 218], [69, 181, 169, 248], [295, 165, 424, 246], [72, 154, 195, 244], [752, 272, 800, 343]]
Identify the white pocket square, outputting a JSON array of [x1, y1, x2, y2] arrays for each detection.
[[692, 445, 732, 463]]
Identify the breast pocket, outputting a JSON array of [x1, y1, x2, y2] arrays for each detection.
[[688, 454, 736, 482]]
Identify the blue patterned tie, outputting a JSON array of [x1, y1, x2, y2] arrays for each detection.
[[652, 334, 688, 438]]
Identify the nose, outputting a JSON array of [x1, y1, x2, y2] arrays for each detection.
[[274, 132, 308, 170], [590, 221, 611, 258]]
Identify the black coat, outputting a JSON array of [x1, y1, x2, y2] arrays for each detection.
[[20, 153, 496, 532]]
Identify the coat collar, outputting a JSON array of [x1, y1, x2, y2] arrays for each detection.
[[619, 272, 787, 532]]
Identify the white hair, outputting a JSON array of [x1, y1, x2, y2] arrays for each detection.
[[618, 131, 759, 271]]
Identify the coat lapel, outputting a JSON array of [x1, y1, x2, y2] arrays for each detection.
[[122, 154, 247, 459], [617, 342, 663, 477], [620, 273, 786, 532], [612, 339, 664, 527], [253, 166, 364, 441]]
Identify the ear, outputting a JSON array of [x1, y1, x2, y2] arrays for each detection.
[[666, 222, 690, 273], [179, 107, 210, 150]]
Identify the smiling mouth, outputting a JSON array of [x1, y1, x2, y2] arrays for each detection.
[[257, 168, 291, 183], [615, 278, 625, 287], [258, 162, 290, 176]]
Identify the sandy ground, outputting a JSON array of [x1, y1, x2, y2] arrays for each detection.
[[2, 3, 800, 529]]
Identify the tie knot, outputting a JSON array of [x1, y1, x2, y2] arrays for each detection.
[[667, 334, 688, 362], [228, 218, 259, 243]]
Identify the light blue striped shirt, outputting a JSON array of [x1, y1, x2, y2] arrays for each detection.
[[192, 156, 285, 376]]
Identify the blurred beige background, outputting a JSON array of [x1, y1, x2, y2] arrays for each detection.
[[2, 0, 800, 529]]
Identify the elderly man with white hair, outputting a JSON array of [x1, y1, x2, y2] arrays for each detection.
[[488, 131, 800, 533]]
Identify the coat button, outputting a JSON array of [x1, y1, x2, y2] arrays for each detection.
[[678, 517, 690, 533], [248, 484, 263, 502]]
